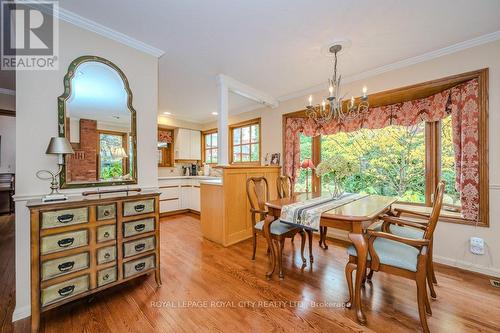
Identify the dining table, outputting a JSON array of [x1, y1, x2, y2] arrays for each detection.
[[264, 192, 397, 325]]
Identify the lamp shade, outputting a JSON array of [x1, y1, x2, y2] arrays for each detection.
[[45, 137, 75, 155], [111, 147, 128, 159], [300, 159, 315, 169]]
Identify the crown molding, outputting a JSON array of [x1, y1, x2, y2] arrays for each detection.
[[0, 88, 15, 95], [27, 1, 165, 58], [278, 30, 500, 102]]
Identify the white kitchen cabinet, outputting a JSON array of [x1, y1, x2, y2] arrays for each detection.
[[180, 185, 191, 210], [158, 178, 210, 214], [174, 128, 201, 160], [191, 185, 200, 212]]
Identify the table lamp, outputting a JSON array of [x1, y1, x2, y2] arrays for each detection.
[[300, 159, 315, 193], [36, 137, 75, 202]]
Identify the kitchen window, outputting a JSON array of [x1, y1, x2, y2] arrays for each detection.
[[202, 129, 218, 164], [230, 118, 261, 164]]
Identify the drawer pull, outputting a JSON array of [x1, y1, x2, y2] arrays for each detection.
[[57, 261, 75, 272], [103, 210, 110, 217], [104, 253, 111, 259], [58, 285, 75, 297], [134, 224, 145, 232], [103, 232, 110, 238], [134, 204, 145, 213], [134, 243, 146, 252], [103, 274, 110, 281], [57, 214, 74, 224], [134, 262, 146, 271], [57, 237, 74, 248]]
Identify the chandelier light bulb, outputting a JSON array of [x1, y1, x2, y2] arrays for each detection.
[[308, 95, 313, 106], [329, 85, 334, 97], [362, 86, 368, 97], [321, 99, 326, 110]]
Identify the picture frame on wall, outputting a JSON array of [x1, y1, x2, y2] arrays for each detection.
[[270, 153, 280, 166]]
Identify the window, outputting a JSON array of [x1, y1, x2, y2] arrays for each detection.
[[440, 116, 461, 207], [321, 123, 426, 203], [203, 130, 218, 164], [98, 131, 128, 180], [230, 119, 260, 164], [295, 133, 313, 192]]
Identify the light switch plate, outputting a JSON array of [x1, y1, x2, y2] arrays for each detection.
[[470, 237, 485, 255]]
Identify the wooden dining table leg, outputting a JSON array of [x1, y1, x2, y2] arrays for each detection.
[[348, 231, 368, 325], [263, 215, 277, 279]]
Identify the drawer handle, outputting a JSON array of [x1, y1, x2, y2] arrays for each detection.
[[134, 224, 146, 232], [135, 262, 146, 271], [134, 204, 145, 212], [134, 243, 146, 252], [57, 214, 74, 224], [58, 285, 75, 297], [58, 261, 75, 272], [104, 253, 111, 259], [57, 237, 74, 248], [103, 231, 111, 238], [103, 273, 110, 281]]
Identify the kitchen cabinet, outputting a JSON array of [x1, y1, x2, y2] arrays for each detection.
[[158, 178, 205, 214], [174, 129, 201, 160]]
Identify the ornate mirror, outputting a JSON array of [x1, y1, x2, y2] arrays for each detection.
[[58, 55, 137, 188]]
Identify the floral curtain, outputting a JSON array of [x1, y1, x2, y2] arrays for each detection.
[[158, 129, 173, 144], [284, 79, 480, 221]]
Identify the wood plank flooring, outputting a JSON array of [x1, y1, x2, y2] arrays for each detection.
[[1, 213, 500, 332]]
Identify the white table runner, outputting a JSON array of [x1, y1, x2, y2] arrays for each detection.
[[280, 193, 368, 231]]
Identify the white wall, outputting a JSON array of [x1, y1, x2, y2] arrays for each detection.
[[218, 39, 500, 277], [0, 115, 15, 173], [13, 20, 158, 321]]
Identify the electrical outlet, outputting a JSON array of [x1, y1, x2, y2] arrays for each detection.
[[490, 279, 500, 288], [470, 237, 485, 255]]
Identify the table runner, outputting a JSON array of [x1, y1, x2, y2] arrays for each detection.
[[280, 193, 368, 231]]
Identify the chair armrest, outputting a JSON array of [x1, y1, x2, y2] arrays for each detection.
[[250, 208, 268, 215], [367, 229, 430, 247], [381, 215, 427, 230], [393, 207, 431, 219]]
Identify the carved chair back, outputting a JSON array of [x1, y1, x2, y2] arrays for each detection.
[[277, 175, 293, 199], [246, 177, 270, 227], [423, 181, 445, 240]]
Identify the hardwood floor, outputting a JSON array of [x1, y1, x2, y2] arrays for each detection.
[[1, 213, 500, 332]]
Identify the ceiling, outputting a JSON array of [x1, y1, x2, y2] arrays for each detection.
[[59, 0, 500, 123]]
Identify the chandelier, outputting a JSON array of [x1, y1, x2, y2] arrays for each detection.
[[305, 44, 369, 124]]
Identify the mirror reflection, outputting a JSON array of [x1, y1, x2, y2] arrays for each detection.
[[60, 57, 137, 187]]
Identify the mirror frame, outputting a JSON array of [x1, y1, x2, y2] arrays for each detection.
[[57, 55, 138, 189]]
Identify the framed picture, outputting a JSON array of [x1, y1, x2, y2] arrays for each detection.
[[270, 153, 280, 166]]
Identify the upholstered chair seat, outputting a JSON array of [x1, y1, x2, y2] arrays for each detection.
[[347, 238, 419, 272], [255, 220, 298, 235]]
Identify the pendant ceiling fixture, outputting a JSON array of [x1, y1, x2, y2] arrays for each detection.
[[306, 43, 369, 124]]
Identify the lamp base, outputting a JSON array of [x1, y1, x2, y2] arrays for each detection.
[[41, 194, 68, 202]]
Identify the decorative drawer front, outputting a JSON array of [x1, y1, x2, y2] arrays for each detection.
[[97, 267, 117, 287], [123, 255, 155, 278], [123, 218, 155, 238], [159, 187, 180, 200], [97, 204, 116, 220], [123, 199, 155, 217], [123, 236, 155, 258], [97, 225, 116, 243], [41, 207, 88, 229], [41, 252, 89, 281], [41, 230, 88, 255], [41, 275, 89, 307], [97, 246, 116, 265]]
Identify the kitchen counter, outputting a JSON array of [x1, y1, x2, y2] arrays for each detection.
[[199, 179, 223, 186], [158, 176, 220, 180]]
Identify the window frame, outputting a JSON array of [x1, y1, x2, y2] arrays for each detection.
[[229, 118, 261, 165], [282, 69, 489, 227], [202, 128, 218, 165], [96, 129, 129, 180]]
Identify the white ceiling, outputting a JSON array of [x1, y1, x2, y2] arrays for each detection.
[[59, 0, 500, 123]]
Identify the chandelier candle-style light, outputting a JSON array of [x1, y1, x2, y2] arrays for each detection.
[[306, 43, 369, 124]]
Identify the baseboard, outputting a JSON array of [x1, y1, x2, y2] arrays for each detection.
[[160, 209, 200, 217], [12, 305, 30, 322], [433, 255, 500, 278]]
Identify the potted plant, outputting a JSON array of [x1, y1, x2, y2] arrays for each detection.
[[315, 155, 359, 198]]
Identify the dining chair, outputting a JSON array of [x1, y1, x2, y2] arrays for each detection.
[[345, 181, 445, 333], [367, 183, 444, 299], [247, 176, 307, 279], [277, 175, 314, 264]]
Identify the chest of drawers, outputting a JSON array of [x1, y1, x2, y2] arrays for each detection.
[[27, 192, 161, 332]]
